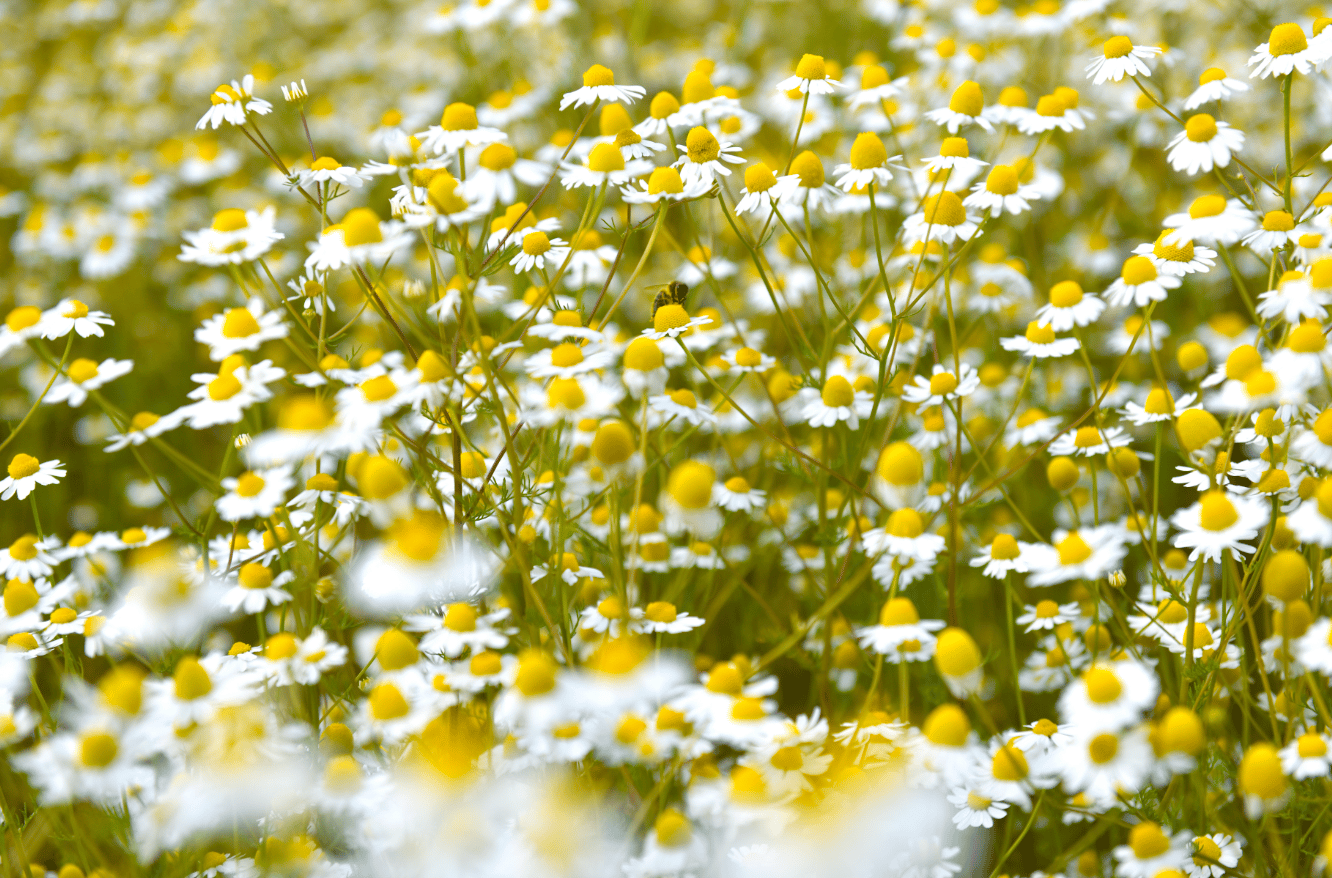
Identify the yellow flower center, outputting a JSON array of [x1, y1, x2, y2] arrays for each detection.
[[1083, 667, 1122, 703], [1198, 490, 1239, 531], [1056, 533, 1092, 565], [1185, 113, 1217, 142], [1129, 823, 1171, 859], [522, 230, 551, 256], [68, 358, 100, 384], [1262, 210, 1295, 232], [794, 53, 827, 80], [1103, 35, 1134, 58], [1088, 733, 1119, 764], [7, 454, 40, 480], [668, 461, 715, 510], [623, 337, 664, 371], [652, 303, 690, 332], [669, 388, 698, 409], [685, 127, 721, 164], [789, 150, 825, 187], [4, 306, 41, 331], [582, 64, 615, 87], [922, 192, 966, 226], [1121, 255, 1157, 285], [647, 167, 684, 195], [221, 308, 260, 338], [1189, 195, 1226, 218], [985, 165, 1019, 195], [990, 533, 1020, 560], [440, 102, 478, 130], [80, 731, 118, 768], [948, 81, 984, 116], [940, 137, 970, 158], [1269, 22, 1308, 56], [821, 375, 855, 407], [1025, 322, 1056, 344], [586, 143, 625, 173], [341, 208, 383, 246], [849, 132, 888, 170], [478, 143, 516, 170]]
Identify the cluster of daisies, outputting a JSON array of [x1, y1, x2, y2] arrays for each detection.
[[11, 0, 1332, 875]]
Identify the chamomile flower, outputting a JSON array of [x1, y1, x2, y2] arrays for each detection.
[[1085, 35, 1160, 84], [221, 563, 294, 614], [509, 230, 571, 274], [621, 166, 714, 204], [1248, 22, 1325, 79], [1104, 255, 1182, 307], [195, 75, 272, 129], [833, 132, 902, 192], [1244, 209, 1307, 253], [902, 192, 980, 245], [1001, 322, 1081, 359], [733, 162, 801, 215], [901, 363, 981, 407], [297, 155, 365, 190], [194, 299, 289, 361], [1183, 68, 1250, 109], [0, 454, 65, 501], [1016, 600, 1080, 633], [799, 375, 870, 429], [1035, 280, 1105, 330], [962, 163, 1036, 217], [215, 466, 295, 522], [1185, 834, 1243, 878], [775, 54, 840, 94], [561, 64, 646, 110], [924, 81, 993, 133], [45, 357, 134, 408], [1163, 195, 1256, 246], [416, 102, 507, 155], [178, 207, 283, 266], [1166, 114, 1245, 175], [922, 136, 989, 180], [673, 127, 744, 185], [39, 298, 113, 339]]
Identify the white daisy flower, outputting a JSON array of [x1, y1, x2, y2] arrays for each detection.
[[1248, 23, 1325, 79], [38, 298, 113, 340], [178, 206, 283, 266], [1166, 114, 1245, 175], [509, 230, 571, 274], [1085, 36, 1160, 84], [44, 358, 134, 408], [924, 81, 993, 133], [215, 466, 295, 522], [193, 299, 289, 361], [901, 363, 981, 407], [775, 54, 840, 95], [195, 74, 272, 129], [1035, 280, 1105, 330], [296, 155, 365, 190], [1170, 489, 1267, 562], [560, 64, 646, 110], [1103, 255, 1182, 308], [0, 454, 65, 501], [1182, 67, 1248, 111], [1000, 322, 1081, 359], [1241, 209, 1304, 253], [672, 126, 744, 185], [415, 102, 507, 155], [220, 564, 294, 614]]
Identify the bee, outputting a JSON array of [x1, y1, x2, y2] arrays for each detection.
[[647, 280, 690, 318]]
